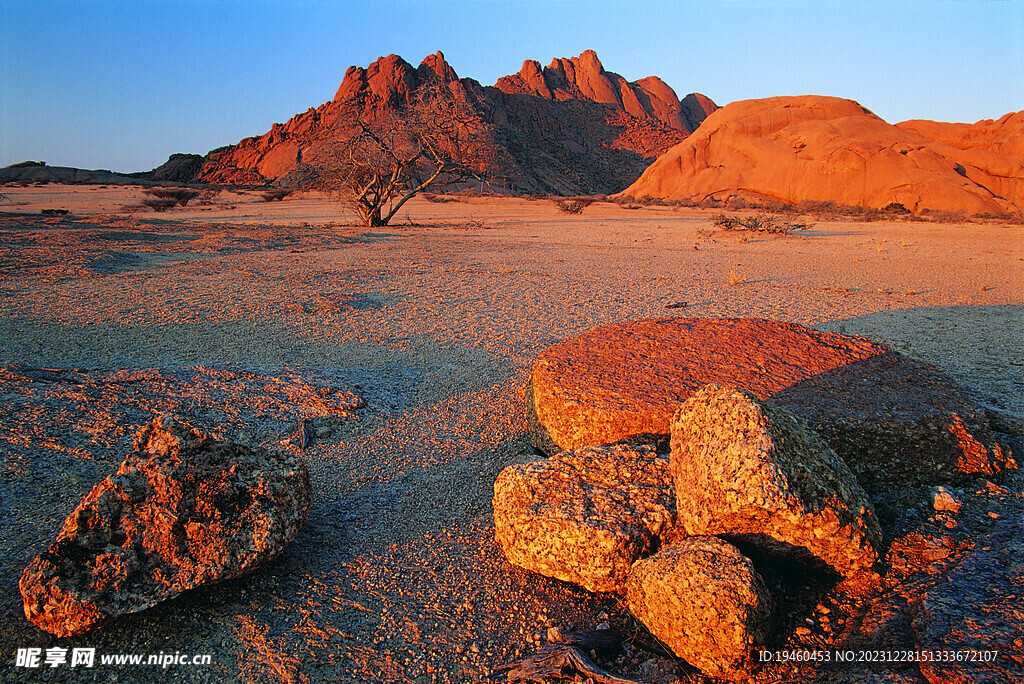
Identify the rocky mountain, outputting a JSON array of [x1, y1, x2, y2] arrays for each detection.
[[195, 50, 718, 195], [617, 95, 1024, 214]]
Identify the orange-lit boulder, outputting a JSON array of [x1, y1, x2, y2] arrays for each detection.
[[20, 415, 310, 637], [526, 317, 1014, 492], [618, 96, 1023, 214]]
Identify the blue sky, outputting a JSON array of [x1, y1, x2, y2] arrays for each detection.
[[1, 0, 1021, 172]]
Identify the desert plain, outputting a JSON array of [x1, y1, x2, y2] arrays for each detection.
[[1, 184, 1022, 683]]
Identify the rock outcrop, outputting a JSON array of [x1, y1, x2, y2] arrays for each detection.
[[617, 95, 1024, 214], [146, 153, 206, 183], [20, 415, 311, 637], [670, 385, 882, 576], [0, 161, 140, 185], [492, 443, 674, 593], [196, 50, 717, 195], [493, 49, 708, 134], [527, 317, 1014, 492], [898, 110, 1024, 159], [625, 536, 772, 680]]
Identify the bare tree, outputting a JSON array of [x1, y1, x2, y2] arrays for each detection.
[[303, 79, 501, 226]]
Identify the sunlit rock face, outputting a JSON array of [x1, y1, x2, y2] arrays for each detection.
[[618, 95, 1024, 214], [195, 50, 717, 194]]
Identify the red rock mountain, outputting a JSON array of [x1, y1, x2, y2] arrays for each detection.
[[618, 96, 1024, 213], [196, 51, 718, 194]]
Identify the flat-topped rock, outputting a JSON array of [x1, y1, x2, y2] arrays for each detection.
[[527, 317, 1014, 491], [20, 415, 311, 637], [671, 385, 882, 576], [493, 443, 674, 593]]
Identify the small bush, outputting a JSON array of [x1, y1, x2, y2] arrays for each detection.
[[882, 202, 911, 215], [553, 198, 595, 214], [919, 209, 968, 224], [974, 211, 1024, 225], [712, 213, 808, 234], [195, 189, 220, 205], [260, 188, 294, 202], [143, 187, 200, 206], [141, 197, 178, 212], [422, 193, 461, 204]]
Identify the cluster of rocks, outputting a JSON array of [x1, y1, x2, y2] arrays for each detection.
[[19, 415, 311, 637], [498, 384, 883, 679], [495, 317, 1017, 680]]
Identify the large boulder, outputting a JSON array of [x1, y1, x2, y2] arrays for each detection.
[[493, 443, 674, 593], [625, 536, 772, 681], [527, 317, 1014, 492], [20, 415, 311, 637], [670, 385, 881, 576], [616, 95, 1023, 214]]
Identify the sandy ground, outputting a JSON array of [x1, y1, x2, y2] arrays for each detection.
[[1, 185, 1022, 683]]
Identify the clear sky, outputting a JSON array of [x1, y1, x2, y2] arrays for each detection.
[[1, 0, 1021, 172]]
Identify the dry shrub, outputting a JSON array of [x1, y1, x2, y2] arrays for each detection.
[[141, 197, 178, 212], [553, 198, 595, 214], [143, 187, 200, 206], [422, 193, 462, 203], [724, 196, 747, 211], [713, 213, 809, 234], [974, 211, 1024, 225], [195, 189, 220, 205], [260, 188, 294, 202], [919, 208, 968, 224]]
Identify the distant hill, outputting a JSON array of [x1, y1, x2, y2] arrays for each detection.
[[616, 95, 1024, 214], [194, 50, 718, 195], [0, 161, 142, 185]]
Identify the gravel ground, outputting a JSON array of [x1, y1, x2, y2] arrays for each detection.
[[1, 190, 1021, 683]]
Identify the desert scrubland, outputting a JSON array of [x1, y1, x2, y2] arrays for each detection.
[[1, 185, 1022, 683]]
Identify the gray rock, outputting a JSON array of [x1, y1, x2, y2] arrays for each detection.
[[20, 415, 311, 637]]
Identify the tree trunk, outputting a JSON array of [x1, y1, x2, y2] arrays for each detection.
[[365, 207, 386, 227]]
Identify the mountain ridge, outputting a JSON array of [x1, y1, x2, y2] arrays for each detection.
[[194, 50, 719, 194]]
